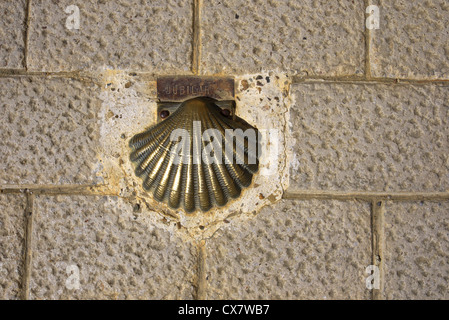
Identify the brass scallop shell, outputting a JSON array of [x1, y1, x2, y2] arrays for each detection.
[[129, 97, 260, 213]]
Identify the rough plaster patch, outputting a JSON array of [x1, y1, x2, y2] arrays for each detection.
[[97, 70, 157, 191], [97, 71, 291, 240]]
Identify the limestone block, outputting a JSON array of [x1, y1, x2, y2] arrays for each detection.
[[31, 195, 197, 299], [290, 83, 449, 191], [384, 201, 449, 299], [206, 200, 371, 299], [202, 0, 365, 76], [0, 194, 26, 299], [28, 0, 193, 72]]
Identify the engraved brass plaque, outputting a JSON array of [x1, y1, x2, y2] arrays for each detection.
[[157, 76, 235, 102], [156, 76, 236, 123]]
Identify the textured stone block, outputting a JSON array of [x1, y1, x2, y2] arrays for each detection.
[[370, 0, 449, 79], [384, 201, 449, 299], [206, 200, 371, 299], [28, 0, 192, 72], [0, 0, 26, 68], [0, 194, 26, 300], [31, 195, 196, 299], [202, 0, 365, 76], [0, 77, 101, 185], [290, 83, 449, 191]]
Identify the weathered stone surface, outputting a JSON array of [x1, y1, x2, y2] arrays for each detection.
[[0, 77, 101, 185], [369, 0, 449, 79], [31, 195, 197, 299], [206, 200, 371, 299], [0, 0, 26, 68], [202, 0, 365, 76], [290, 83, 449, 192], [28, 0, 192, 72], [384, 201, 449, 299], [0, 194, 26, 299]]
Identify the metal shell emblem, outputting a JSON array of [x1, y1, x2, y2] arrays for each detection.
[[129, 97, 260, 213]]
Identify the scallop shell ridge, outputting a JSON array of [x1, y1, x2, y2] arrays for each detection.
[[129, 97, 260, 213]]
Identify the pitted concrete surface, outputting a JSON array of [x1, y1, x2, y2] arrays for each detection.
[[369, 0, 449, 79], [384, 201, 449, 299], [0, 194, 26, 299], [206, 200, 371, 300], [201, 0, 365, 76], [290, 83, 449, 192], [0, 0, 26, 68], [31, 195, 197, 299], [28, 0, 193, 72], [0, 77, 102, 185]]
